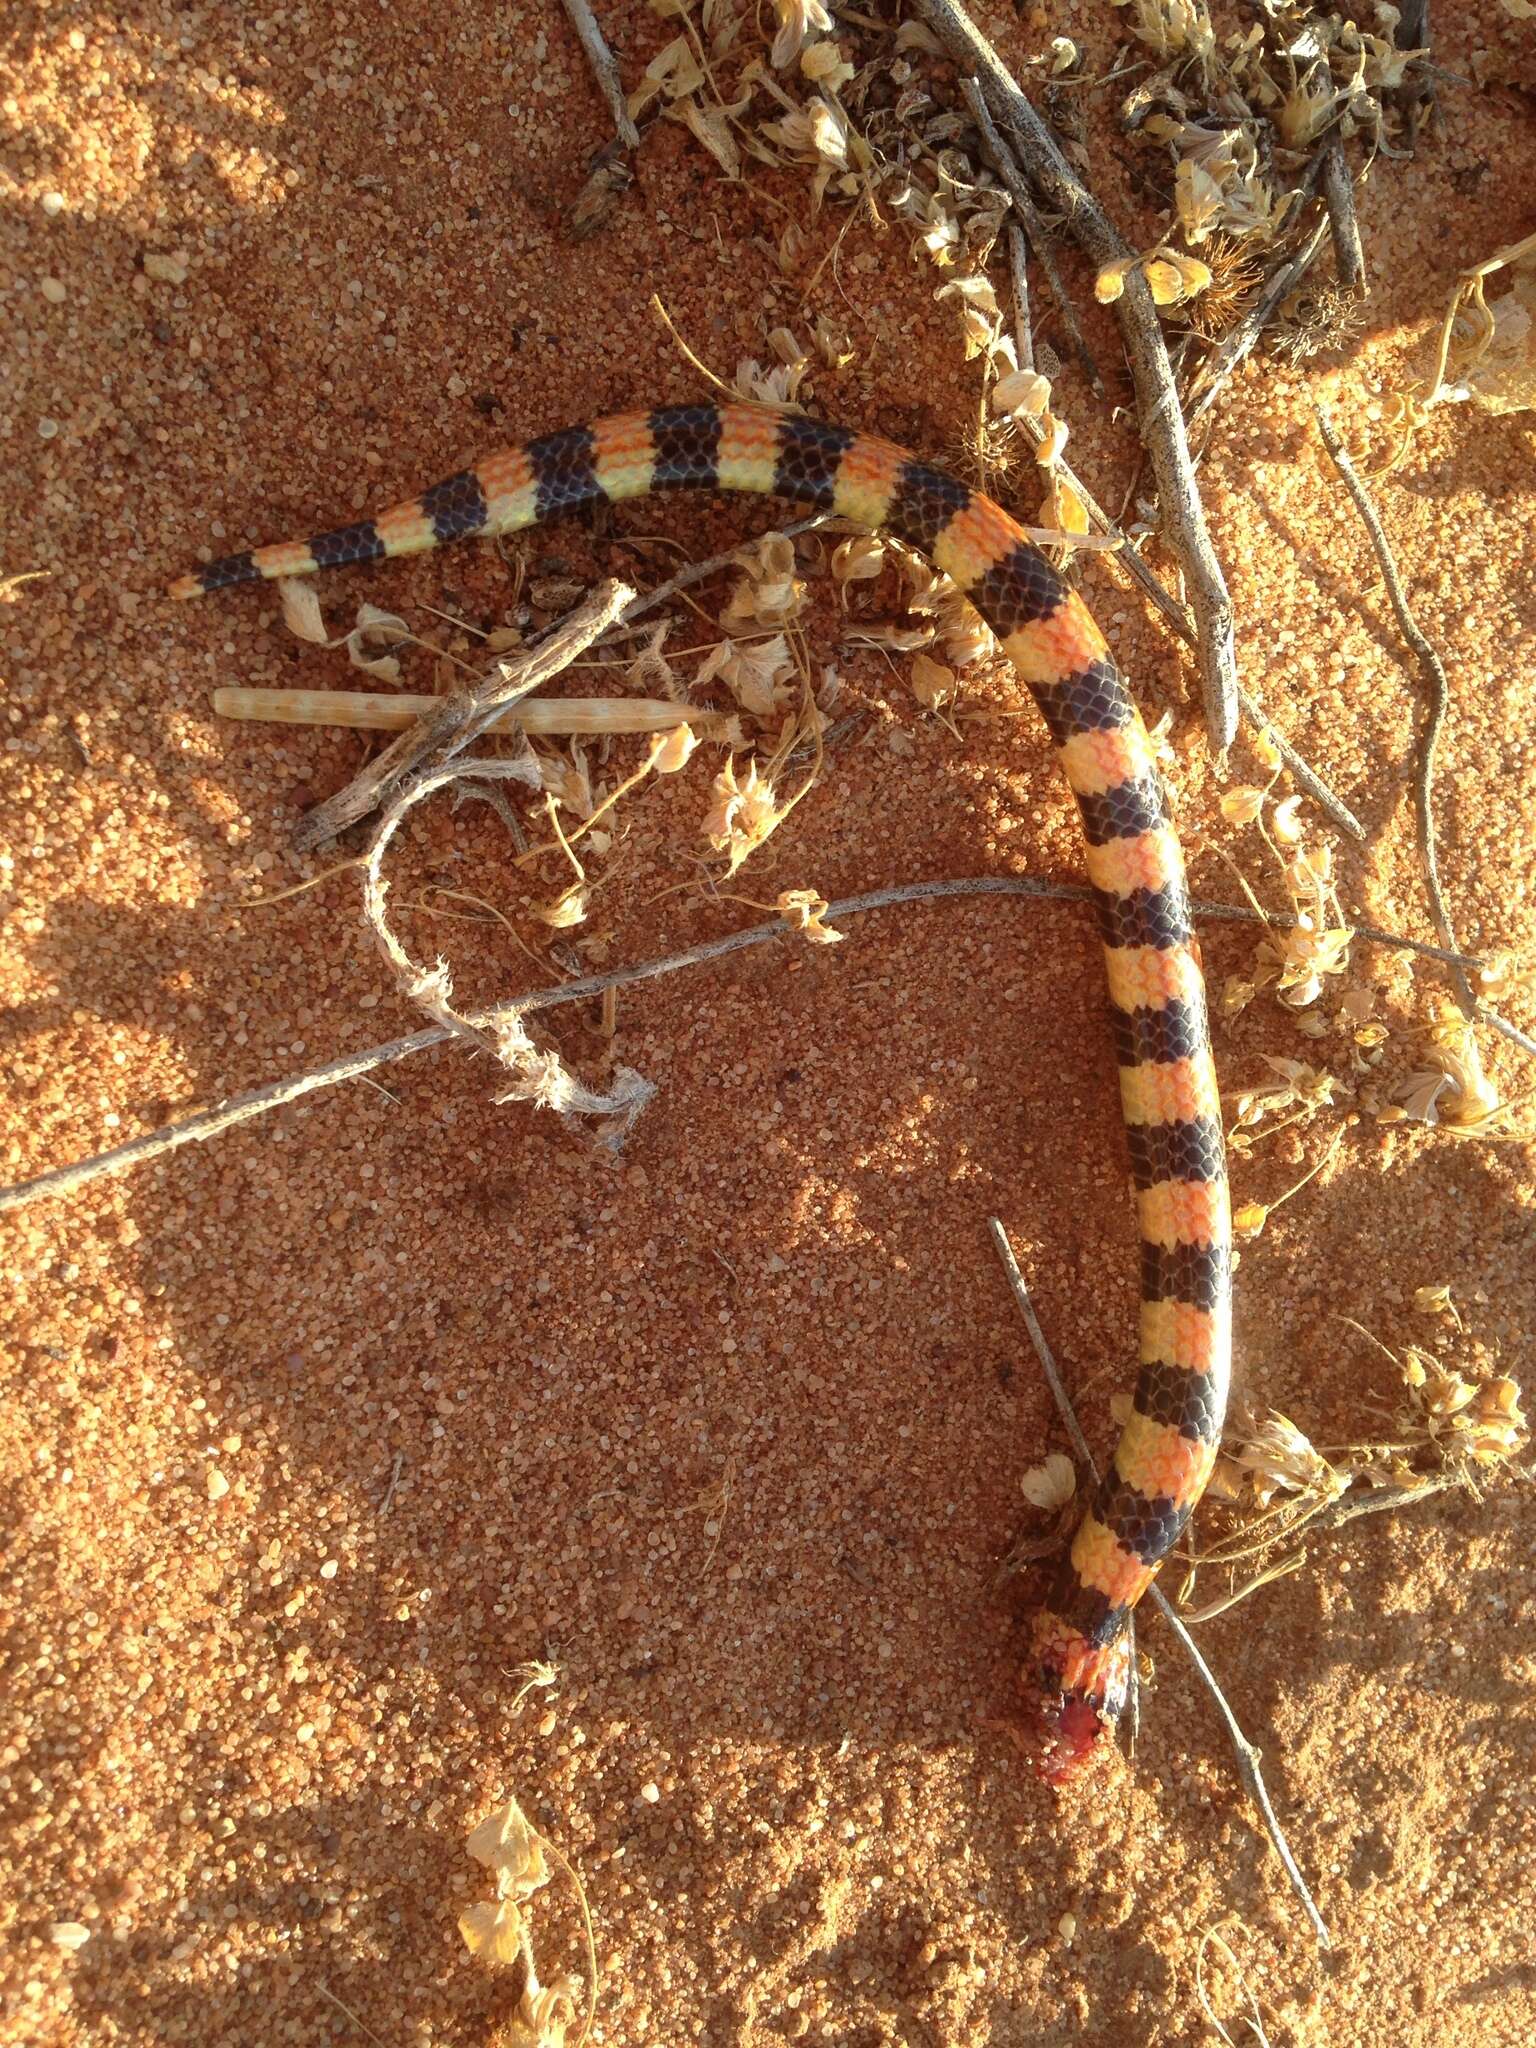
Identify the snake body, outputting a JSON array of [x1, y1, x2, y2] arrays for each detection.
[[172, 403, 1233, 1780]]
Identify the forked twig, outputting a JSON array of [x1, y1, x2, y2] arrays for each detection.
[[1314, 409, 1536, 1061], [987, 1220, 1331, 1950], [962, 80, 1102, 396], [0, 880, 1486, 1217], [915, 0, 1240, 752], [293, 581, 633, 850]]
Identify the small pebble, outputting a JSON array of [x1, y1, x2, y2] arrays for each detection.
[[37, 418, 59, 440], [204, 1467, 230, 1502], [639, 1781, 661, 1805], [40, 277, 66, 304]]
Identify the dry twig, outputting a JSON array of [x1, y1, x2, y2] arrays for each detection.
[[216, 687, 725, 739], [558, 0, 640, 150], [1006, 221, 1034, 377], [0, 878, 1484, 1216], [962, 80, 1103, 396], [916, 0, 1239, 752], [987, 1220, 1331, 1951], [315, 1981, 389, 2048], [1312, 409, 1516, 1049], [1320, 142, 1366, 297], [293, 581, 632, 850], [599, 514, 830, 643]]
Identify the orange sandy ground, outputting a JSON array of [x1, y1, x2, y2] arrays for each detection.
[[2, 5, 1534, 2044]]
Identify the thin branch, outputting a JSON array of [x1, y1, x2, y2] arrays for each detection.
[[0, 879, 1484, 1217], [915, 0, 1239, 752], [215, 687, 727, 739], [1313, 409, 1477, 1020], [293, 580, 632, 850], [962, 80, 1102, 396], [987, 1220, 1331, 1951], [598, 514, 830, 643], [558, 0, 640, 150], [1320, 142, 1366, 296], [1478, 1002, 1536, 1063], [1006, 221, 1035, 376], [1233, 685, 1365, 842], [1149, 1592, 1330, 1948]]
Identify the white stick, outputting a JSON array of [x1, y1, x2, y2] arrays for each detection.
[[213, 687, 723, 738]]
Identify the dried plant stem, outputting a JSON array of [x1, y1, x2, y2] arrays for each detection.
[[315, 1982, 389, 2047], [293, 581, 633, 850], [215, 687, 725, 738], [986, 1220, 1331, 1951], [600, 514, 831, 642], [962, 80, 1101, 395], [1006, 222, 1034, 375], [1314, 410, 1477, 1020], [0, 879, 1488, 1217], [1304, 1473, 1460, 1533], [558, 0, 640, 150], [916, 0, 1239, 751], [1320, 142, 1366, 296]]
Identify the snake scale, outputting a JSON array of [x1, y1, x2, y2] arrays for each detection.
[[172, 403, 1234, 1781]]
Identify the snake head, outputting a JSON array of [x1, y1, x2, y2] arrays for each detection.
[[1028, 1623, 1132, 1785]]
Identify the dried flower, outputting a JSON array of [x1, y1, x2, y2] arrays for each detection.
[[724, 532, 806, 629], [704, 756, 792, 874], [776, 887, 844, 944], [460, 1793, 550, 1964], [1143, 250, 1213, 306], [1271, 794, 1305, 843], [991, 368, 1053, 418], [769, 0, 833, 71], [1220, 785, 1269, 827], [698, 632, 797, 721], [832, 533, 886, 584], [910, 652, 958, 711], [1228, 1410, 1345, 1508], [1465, 1378, 1527, 1465], [1395, 1006, 1504, 1135], [800, 39, 853, 94], [628, 34, 705, 120], [532, 885, 588, 930], [1095, 255, 1137, 304]]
